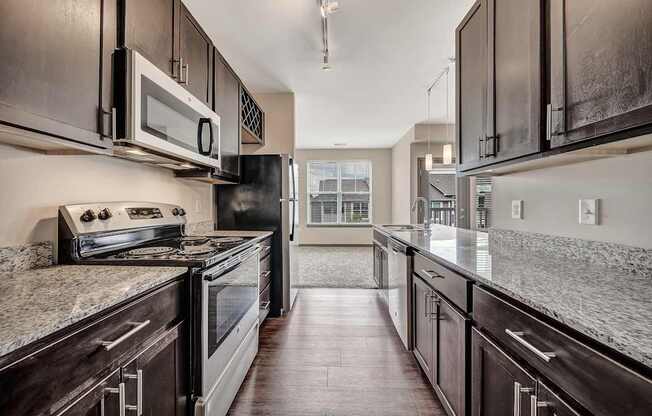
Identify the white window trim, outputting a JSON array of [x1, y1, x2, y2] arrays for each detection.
[[306, 160, 373, 226]]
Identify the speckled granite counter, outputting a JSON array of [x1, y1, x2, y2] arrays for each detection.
[[0, 265, 186, 358], [375, 225, 652, 368]]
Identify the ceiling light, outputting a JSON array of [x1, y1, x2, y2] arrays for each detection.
[[443, 144, 453, 165], [179, 163, 197, 169], [333, 142, 347, 147], [322, 55, 331, 71]]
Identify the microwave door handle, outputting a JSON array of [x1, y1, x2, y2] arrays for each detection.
[[197, 118, 211, 156], [208, 119, 214, 156]]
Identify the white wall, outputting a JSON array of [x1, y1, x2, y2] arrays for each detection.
[[294, 148, 392, 245], [491, 147, 652, 249], [242, 92, 295, 155], [0, 144, 212, 247]]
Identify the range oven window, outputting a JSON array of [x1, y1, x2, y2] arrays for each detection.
[[206, 252, 258, 358]]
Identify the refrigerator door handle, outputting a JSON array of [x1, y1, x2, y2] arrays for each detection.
[[289, 160, 296, 242]]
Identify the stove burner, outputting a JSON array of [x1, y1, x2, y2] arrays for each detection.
[[121, 246, 176, 257]]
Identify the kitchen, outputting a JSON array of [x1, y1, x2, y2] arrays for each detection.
[[0, 1, 651, 416]]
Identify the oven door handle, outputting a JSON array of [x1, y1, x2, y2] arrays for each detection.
[[203, 245, 261, 281]]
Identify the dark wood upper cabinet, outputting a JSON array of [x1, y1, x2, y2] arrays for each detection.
[[122, 0, 213, 106], [178, 3, 213, 106], [457, 0, 542, 171], [123, 0, 176, 78], [471, 328, 536, 416], [0, 0, 115, 150], [456, 0, 487, 170], [214, 49, 241, 178], [548, 0, 652, 148], [486, 0, 542, 161]]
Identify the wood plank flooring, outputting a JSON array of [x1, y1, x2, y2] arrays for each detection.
[[228, 289, 446, 415]]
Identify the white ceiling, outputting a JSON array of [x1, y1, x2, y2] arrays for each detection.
[[184, 0, 474, 149]]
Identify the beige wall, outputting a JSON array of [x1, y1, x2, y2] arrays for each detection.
[[391, 127, 414, 224], [294, 148, 392, 245], [242, 92, 295, 155], [0, 144, 212, 247], [491, 143, 652, 249], [391, 124, 455, 224]]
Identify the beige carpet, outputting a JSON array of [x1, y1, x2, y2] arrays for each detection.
[[291, 245, 376, 289]]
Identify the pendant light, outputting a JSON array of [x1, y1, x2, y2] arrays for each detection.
[[425, 89, 433, 171], [442, 67, 453, 165]]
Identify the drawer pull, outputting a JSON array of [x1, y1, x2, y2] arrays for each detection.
[[420, 269, 444, 279], [260, 301, 271, 310], [529, 394, 551, 416], [260, 270, 272, 278], [505, 329, 556, 362], [97, 320, 151, 351]]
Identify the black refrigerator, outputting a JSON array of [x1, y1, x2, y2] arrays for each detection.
[[215, 154, 297, 317]]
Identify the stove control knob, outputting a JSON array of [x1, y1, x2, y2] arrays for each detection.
[[172, 208, 180, 216], [98, 208, 112, 221], [179, 208, 186, 216], [80, 209, 97, 223]]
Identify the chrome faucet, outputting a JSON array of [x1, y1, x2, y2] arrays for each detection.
[[411, 197, 431, 231]]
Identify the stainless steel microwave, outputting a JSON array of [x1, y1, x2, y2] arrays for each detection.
[[113, 48, 221, 170]]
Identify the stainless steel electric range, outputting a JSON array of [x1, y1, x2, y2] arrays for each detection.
[[58, 202, 262, 416]]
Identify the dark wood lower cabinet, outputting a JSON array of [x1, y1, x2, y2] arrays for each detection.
[[57, 370, 122, 416], [535, 381, 581, 416], [412, 275, 468, 416], [123, 323, 187, 416], [413, 276, 436, 385], [471, 328, 536, 416]]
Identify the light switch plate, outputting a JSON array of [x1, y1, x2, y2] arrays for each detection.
[[579, 199, 599, 225], [511, 200, 523, 219]]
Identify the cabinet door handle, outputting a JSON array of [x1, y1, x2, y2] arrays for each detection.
[[104, 382, 126, 416], [97, 320, 150, 351], [485, 135, 498, 157], [505, 329, 556, 362], [124, 369, 143, 415], [546, 104, 553, 142], [260, 270, 272, 279], [513, 382, 535, 416], [478, 136, 485, 158], [260, 301, 271, 310], [530, 394, 552, 416], [424, 292, 430, 317]]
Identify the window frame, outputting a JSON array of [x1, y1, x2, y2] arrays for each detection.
[[306, 160, 373, 226]]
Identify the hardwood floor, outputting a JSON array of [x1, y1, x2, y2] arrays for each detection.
[[228, 289, 446, 415]]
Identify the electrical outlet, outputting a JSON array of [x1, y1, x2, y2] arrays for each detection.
[[511, 200, 523, 219], [579, 199, 599, 225]]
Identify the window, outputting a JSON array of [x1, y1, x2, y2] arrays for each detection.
[[307, 160, 372, 225]]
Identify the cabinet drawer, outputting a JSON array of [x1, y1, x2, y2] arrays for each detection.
[[259, 244, 272, 261], [259, 270, 272, 293], [0, 278, 185, 416], [259, 237, 272, 248], [259, 283, 271, 322], [473, 286, 652, 416], [260, 252, 271, 272], [413, 251, 472, 312]]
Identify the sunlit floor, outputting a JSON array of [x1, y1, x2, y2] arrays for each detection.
[[228, 289, 446, 415]]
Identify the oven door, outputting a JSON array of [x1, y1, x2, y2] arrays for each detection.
[[201, 245, 260, 394], [119, 48, 221, 169]]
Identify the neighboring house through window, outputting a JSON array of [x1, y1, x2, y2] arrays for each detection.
[[307, 160, 372, 225]]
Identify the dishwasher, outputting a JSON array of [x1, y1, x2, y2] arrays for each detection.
[[387, 239, 409, 349]]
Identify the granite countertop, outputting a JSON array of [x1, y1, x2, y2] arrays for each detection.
[[375, 225, 652, 368], [0, 265, 187, 359]]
